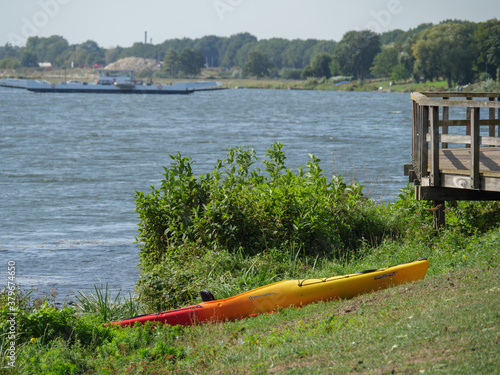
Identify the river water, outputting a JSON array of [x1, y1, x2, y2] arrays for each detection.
[[0, 86, 413, 302]]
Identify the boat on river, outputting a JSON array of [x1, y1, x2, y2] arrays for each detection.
[[111, 258, 429, 327], [1, 70, 222, 95], [0, 78, 28, 89]]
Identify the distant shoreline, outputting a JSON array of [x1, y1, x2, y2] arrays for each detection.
[[0, 67, 479, 93]]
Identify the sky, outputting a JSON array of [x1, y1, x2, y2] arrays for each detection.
[[1, 0, 499, 48]]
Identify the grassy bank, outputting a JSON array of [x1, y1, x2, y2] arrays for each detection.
[[214, 77, 452, 93], [172, 264, 499, 374], [1, 232, 498, 374]]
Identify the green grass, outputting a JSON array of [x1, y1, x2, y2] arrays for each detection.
[[75, 283, 141, 323], [173, 265, 498, 374], [190, 77, 453, 93], [1, 228, 498, 374]]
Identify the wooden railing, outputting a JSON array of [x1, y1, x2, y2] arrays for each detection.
[[411, 92, 500, 190], [409, 92, 500, 228]]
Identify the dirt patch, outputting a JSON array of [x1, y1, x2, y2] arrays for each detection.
[[268, 358, 321, 374], [105, 57, 158, 71]]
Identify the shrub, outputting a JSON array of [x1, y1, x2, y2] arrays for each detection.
[[446, 201, 500, 234], [136, 143, 392, 262], [474, 78, 500, 92], [0, 57, 20, 69], [280, 68, 303, 80], [135, 143, 397, 310], [0, 290, 112, 349], [304, 77, 319, 86]]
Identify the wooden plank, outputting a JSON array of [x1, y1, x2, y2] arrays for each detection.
[[440, 174, 471, 189], [439, 119, 500, 127], [420, 92, 500, 99], [479, 136, 500, 146], [422, 105, 429, 178], [471, 107, 481, 189], [415, 97, 500, 108], [411, 92, 426, 102], [442, 97, 449, 148], [489, 97, 496, 143], [404, 164, 413, 176], [430, 106, 440, 186], [417, 105, 429, 180], [465, 97, 472, 149], [432, 148, 500, 173], [440, 173, 500, 191], [411, 92, 500, 108], [437, 134, 470, 145], [404, 164, 418, 182], [411, 100, 419, 176], [416, 185, 500, 201], [425, 133, 500, 146], [420, 173, 500, 192]]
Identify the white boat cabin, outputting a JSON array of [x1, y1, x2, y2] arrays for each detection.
[[97, 70, 136, 86]]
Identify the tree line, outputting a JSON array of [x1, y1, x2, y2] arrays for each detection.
[[1, 18, 499, 87], [0, 32, 335, 72], [300, 19, 499, 88]]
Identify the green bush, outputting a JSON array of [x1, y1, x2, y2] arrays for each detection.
[[0, 286, 190, 374], [280, 68, 303, 80], [22, 339, 90, 375], [474, 78, 500, 92], [446, 201, 500, 234], [0, 290, 112, 351], [0, 57, 20, 69], [388, 185, 500, 236], [134, 143, 398, 310]]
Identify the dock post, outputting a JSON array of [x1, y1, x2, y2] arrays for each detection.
[[442, 97, 449, 149], [432, 200, 445, 229], [430, 106, 440, 187], [470, 107, 481, 189]]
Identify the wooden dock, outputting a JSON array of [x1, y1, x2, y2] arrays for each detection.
[[406, 92, 500, 228]]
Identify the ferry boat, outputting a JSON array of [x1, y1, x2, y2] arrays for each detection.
[[2, 70, 222, 94], [0, 78, 28, 89]]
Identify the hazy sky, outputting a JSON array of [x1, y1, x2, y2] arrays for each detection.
[[1, 0, 499, 48]]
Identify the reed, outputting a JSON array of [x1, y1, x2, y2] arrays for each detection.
[[75, 283, 140, 323]]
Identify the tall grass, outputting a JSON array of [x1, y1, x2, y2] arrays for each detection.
[[75, 283, 140, 323]]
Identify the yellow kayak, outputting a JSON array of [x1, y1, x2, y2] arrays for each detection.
[[113, 258, 429, 327]]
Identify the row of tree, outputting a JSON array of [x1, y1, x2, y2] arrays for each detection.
[[1, 19, 499, 87], [297, 19, 499, 88], [0, 33, 335, 71], [0, 36, 106, 68]]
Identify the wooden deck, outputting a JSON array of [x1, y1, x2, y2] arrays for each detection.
[[406, 92, 500, 227], [427, 148, 500, 186]]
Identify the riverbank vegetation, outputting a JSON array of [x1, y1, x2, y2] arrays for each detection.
[[2, 19, 500, 91], [1, 144, 499, 374]]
